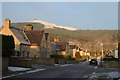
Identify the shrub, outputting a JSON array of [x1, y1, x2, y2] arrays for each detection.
[[51, 54, 64, 59], [75, 52, 81, 60], [1, 35, 15, 57]]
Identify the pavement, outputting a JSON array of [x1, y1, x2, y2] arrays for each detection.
[[84, 67, 120, 80], [1, 61, 120, 80]]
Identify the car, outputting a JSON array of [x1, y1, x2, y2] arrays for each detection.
[[89, 58, 98, 65], [106, 55, 114, 58], [102, 55, 116, 61]]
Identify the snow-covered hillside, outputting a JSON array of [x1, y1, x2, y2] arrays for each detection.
[[29, 20, 77, 31]]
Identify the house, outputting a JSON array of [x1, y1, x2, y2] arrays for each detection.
[[119, 42, 120, 61], [53, 40, 78, 58], [68, 40, 81, 58], [110, 49, 118, 58], [0, 19, 50, 58], [68, 45, 76, 58], [55, 41, 68, 56]]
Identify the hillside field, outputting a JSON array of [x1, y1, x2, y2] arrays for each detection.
[[11, 22, 118, 53]]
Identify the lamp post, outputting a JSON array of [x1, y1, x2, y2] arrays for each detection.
[[100, 43, 103, 58], [45, 33, 49, 58]]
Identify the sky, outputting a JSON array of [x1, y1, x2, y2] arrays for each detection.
[[2, 2, 118, 30]]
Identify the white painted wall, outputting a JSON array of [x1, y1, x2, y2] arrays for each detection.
[[114, 50, 118, 58]]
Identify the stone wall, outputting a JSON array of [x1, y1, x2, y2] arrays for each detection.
[[101, 61, 120, 68], [9, 57, 55, 67], [9, 57, 32, 68], [9, 57, 80, 68], [57, 59, 78, 64], [2, 57, 9, 72], [32, 58, 55, 65], [29, 45, 39, 57]]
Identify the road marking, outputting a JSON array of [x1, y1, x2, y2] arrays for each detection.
[[61, 64, 73, 67], [26, 68, 45, 74], [17, 73, 24, 76], [92, 72, 96, 74], [89, 72, 97, 78], [55, 64, 59, 66], [2, 74, 16, 79], [81, 61, 88, 64], [89, 74, 97, 78], [83, 75, 89, 78], [89, 76, 95, 78], [2, 68, 46, 79], [94, 66, 98, 69], [89, 66, 92, 68]]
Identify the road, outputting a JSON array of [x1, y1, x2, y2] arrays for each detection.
[[7, 62, 98, 78]]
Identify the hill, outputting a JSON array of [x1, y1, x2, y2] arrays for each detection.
[[11, 22, 118, 53], [11, 22, 44, 30]]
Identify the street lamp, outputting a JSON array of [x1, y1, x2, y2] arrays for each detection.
[[100, 43, 103, 58]]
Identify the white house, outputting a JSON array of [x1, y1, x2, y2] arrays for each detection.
[[110, 49, 118, 58]]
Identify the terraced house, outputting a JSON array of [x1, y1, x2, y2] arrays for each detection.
[[0, 19, 50, 58]]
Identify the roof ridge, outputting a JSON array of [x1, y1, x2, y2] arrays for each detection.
[[25, 30, 44, 32], [23, 30, 31, 44], [11, 26, 23, 31]]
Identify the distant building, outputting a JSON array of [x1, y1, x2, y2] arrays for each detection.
[[110, 49, 118, 58], [53, 40, 79, 58], [55, 41, 68, 55], [0, 19, 50, 58], [53, 35, 60, 42]]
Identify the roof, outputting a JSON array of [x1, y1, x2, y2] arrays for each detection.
[[25, 24, 33, 26], [10, 27, 29, 45], [48, 34, 57, 42], [24, 30, 44, 45], [55, 42, 68, 51], [69, 45, 76, 49]]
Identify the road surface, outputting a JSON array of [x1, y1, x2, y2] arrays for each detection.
[[7, 62, 97, 78], [3, 61, 119, 80]]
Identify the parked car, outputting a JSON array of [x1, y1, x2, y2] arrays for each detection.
[[106, 55, 114, 58], [103, 55, 118, 61], [89, 58, 98, 65]]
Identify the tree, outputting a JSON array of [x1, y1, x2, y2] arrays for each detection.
[[1, 35, 15, 57], [75, 52, 81, 60]]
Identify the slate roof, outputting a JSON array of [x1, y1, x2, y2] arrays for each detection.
[[24, 30, 44, 45], [55, 42, 68, 51], [10, 27, 29, 45], [9, 26, 44, 46]]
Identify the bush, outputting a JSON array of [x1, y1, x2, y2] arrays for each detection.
[[51, 54, 65, 59], [1, 35, 15, 57], [75, 52, 81, 59]]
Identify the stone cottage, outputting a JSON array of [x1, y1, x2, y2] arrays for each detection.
[[0, 19, 50, 58]]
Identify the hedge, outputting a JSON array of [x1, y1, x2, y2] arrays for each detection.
[[1, 34, 15, 57]]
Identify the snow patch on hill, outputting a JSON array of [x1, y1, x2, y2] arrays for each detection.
[[29, 20, 77, 31]]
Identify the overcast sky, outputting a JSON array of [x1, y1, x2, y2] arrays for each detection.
[[2, 2, 118, 30]]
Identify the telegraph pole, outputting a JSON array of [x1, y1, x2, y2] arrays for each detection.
[[45, 33, 49, 58]]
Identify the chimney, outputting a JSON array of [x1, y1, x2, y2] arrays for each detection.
[[4, 18, 11, 28], [24, 24, 33, 31], [45, 33, 49, 42]]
